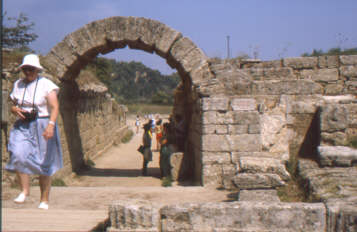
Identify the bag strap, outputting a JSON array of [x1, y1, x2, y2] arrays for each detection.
[[20, 77, 39, 109]]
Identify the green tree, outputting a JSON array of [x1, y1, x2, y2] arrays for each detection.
[[2, 12, 38, 50], [302, 47, 357, 57]]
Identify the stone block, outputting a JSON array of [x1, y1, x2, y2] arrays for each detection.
[[321, 132, 348, 146], [202, 134, 261, 152], [325, 201, 357, 232], [179, 47, 208, 74], [286, 101, 317, 114], [231, 98, 256, 111], [248, 124, 261, 134], [49, 40, 78, 68], [201, 152, 231, 165], [170, 152, 184, 181], [109, 200, 160, 231], [239, 156, 291, 180], [232, 173, 285, 189], [228, 124, 248, 134], [232, 111, 260, 124], [152, 22, 182, 58], [301, 68, 339, 82], [320, 105, 348, 132], [167, 37, 197, 67], [318, 56, 339, 68], [261, 80, 323, 95], [263, 67, 296, 80], [238, 189, 281, 202], [160, 202, 326, 232], [340, 55, 357, 65], [283, 57, 318, 69], [325, 83, 345, 95], [246, 67, 264, 80], [318, 146, 357, 167], [201, 111, 217, 124], [201, 97, 229, 111], [340, 65, 357, 78]]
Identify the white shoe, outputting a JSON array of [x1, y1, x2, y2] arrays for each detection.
[[38, 202, 49, 210], [14, 193, 26, 203]]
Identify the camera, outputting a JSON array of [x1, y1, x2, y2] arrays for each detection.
[[22, 109, 38, 122]]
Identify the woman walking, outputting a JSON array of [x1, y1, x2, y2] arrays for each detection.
[[5, 54, 63, 210]]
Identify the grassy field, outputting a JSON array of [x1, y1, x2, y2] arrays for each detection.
[[127, 103, 173, 116]]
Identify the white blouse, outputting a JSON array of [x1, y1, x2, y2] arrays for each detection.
[[10, 76, 59, 117]]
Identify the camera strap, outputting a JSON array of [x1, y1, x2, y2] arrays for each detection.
[[20, 77, 39, 110]]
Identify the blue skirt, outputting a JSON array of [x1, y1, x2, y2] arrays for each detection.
[[6, 118, 63, 176]]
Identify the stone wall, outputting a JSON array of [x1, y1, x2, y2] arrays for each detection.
[[1, 60, 128, 183], [192, 55, 357, 187]]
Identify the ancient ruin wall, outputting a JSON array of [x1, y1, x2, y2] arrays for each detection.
[[194, 55, 357, 187]]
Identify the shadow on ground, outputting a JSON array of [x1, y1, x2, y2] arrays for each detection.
[[78, 167, 161, 178]]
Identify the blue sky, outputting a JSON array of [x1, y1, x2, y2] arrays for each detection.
[[4, 0, 357, 74]]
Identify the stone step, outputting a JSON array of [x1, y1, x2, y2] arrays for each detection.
[[108, 200, 326, 232], [318, 146, 357, 167]]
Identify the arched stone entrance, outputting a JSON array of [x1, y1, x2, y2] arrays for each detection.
[[43, 16, 212, 183], [43, 16, 210, 85]]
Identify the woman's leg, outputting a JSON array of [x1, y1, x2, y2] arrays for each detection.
[[16, 171, 30, 195], [39, 175, 51, 203]]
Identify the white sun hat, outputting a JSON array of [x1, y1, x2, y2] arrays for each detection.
[[19, 54, 44, 70]]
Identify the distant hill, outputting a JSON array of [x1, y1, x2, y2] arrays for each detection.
[[87, 57, 180, 105]]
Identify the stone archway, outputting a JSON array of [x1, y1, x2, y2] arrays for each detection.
[[43, 16, 210, 85], [43, 16, 212, 182]]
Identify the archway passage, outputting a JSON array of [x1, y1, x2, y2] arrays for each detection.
[[43, 16, 210, 86], [43, 16, 211, 183]]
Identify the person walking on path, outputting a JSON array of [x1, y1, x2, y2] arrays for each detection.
[[141, 122, 153, 176], [159, 123, 172, 178], [5, 54, 63, 210], [135, 115, 140, 134]]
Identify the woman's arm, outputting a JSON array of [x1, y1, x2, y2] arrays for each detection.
[[42, 90, 59, 140]]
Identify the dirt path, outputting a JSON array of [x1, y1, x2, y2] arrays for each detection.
[[2, 115, 233, 231]]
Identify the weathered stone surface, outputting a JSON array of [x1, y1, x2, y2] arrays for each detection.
[[202, 134, 261, 152], [261, 110, 290, 154], [238, 189, 281, 202], [160, 202, 326, 232], [263, 67, 296, 80], [318, 56, 339, 68], [340, 55, 357, 65], [239, 156, 290, 180], [283, 57, 318, 69], [201, 97, 229, 111], [318, 146, 357, 167], [230, 98, 256, 111], [301, 68, 339, 82], [109, 200, 160, 231], [297, 159, 357, 201], [320, 105, 348, 132], [228, 124, 248, 134], [202, 124, 228, 134], [201, 152, 231, 165], [340, 65, 357, 78], [325, 200, 357, 232], [232, 173, 285, 189], [170, 152, 184, 181], [286, 101, 317, 114]]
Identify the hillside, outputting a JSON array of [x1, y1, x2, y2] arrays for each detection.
[[86, 57, 180, 104]]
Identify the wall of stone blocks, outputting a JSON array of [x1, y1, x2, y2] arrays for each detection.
[[196, 55, 357, 187]]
